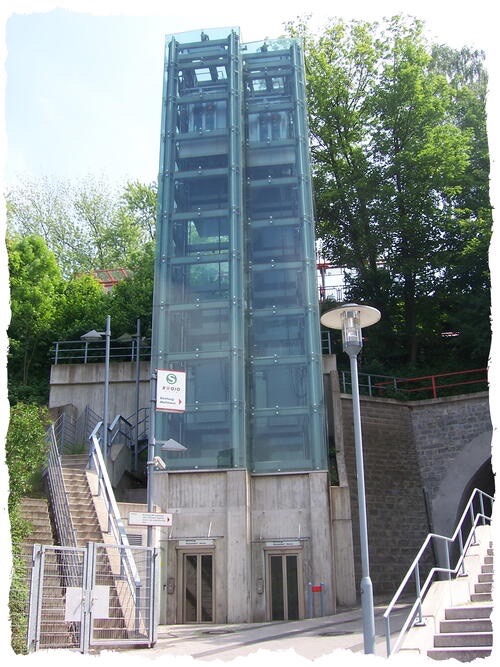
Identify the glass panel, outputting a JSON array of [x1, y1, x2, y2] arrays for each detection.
[[250, 225, 301, 263], [158, 409, 232, 470], [251, 364, 309, 408], [169, 308, 229, 352], [247, 110, 292, 142], [184, 554, 197, 622], [250, 314, 305, 356], [174, 176, 228, 213], [177, 100, 227, 134], [286, 556, 299, 620], [251, 268, 304, 308], [172, 218, 230, 257], [270, 556, 284, 621], [251, 414, 310, 472], [170, 261, 229, 303], [200, 555, 213, 622], [246, 184, 298, 219]]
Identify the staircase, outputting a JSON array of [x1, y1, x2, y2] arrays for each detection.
[[61, 454, 103, 544], [427, 542, 493, 661], [60, 454, 130, 641], [20, 497, 55, 564]]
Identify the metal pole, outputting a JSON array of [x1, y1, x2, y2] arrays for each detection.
[[134, 318, 141, 472], [147, 372, 157, 548], [103, 315, 111, 456], [349, 350, 376, 654]]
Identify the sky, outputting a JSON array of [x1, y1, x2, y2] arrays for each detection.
[[1, 0, 499, 188]]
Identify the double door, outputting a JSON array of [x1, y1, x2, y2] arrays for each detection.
[[182, 552, 214, 623], [267, 552, 303, 621]]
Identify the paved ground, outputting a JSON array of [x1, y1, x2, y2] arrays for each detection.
[[120, 598, 412, 662]]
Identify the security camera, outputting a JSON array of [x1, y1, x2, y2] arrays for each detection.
[[153, 456, 166, 470]]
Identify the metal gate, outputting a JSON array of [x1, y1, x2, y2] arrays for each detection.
[[27, 542, 158, 652]]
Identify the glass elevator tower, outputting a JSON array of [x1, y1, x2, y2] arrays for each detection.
[[151, 28, 326, 474]]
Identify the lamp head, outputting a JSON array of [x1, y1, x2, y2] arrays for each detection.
[[80, 329, 103, 342], [320, 304, 381, 355]]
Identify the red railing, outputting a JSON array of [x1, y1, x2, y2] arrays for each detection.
[[375, 368, 488, 399]]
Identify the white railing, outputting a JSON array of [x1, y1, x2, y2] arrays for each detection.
[[88, 423, 141, 595], [383, 487, 494, 656]]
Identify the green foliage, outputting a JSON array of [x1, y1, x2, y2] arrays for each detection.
[[7, 235, 63, 402], [291, 15, 491, 371], [106, 242, 154, 336], [53, 273, 108, 341], [6, 178, 157, 278], [6, 404, 48, 653], [6, 403, 49, 510]]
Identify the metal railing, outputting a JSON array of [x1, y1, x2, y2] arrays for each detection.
[[45, 424, 78, 548], [383, 488, 494, 656], [108, 414, 134, 449], [51, 339, 151, 365], [88, 423, 141, 595], [334, 367, 488, 400], [374, 367, 488, 399]]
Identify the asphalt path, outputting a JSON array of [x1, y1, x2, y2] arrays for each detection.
[[122, 600, 412, 662]]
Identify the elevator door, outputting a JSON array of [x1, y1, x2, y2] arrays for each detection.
[[267, 553, 301, 621], [183, 553, 214, 623]]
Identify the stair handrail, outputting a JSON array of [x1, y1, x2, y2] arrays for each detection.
[[384, 487, 494, 656], [108, 413, 134, 449], [88, 423, 141, 594], [45, 424, 79, 548]]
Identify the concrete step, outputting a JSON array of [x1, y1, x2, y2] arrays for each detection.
[[477, 572, 493, 583], [474, 582, 492, 594], [470, 592, 492, 602], [427, 647, 492, 661], [445, 605, 493, 621], [434, 631, 492, 648], [440, 618, 492, 634]]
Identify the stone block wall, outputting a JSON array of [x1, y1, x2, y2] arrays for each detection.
[[340, 395, 431, 595]]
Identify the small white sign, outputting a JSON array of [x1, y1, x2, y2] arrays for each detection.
[[265, 540, 300, 548], [156, 369, 186, 413], [129, 512, 173, 526], [179, 539, 214, 546], [65, 585, 109, 621]]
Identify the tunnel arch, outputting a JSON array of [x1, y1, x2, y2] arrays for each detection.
[[430, 429, 493, 540]]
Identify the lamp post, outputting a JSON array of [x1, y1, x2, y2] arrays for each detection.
[[81, 315, 111, 454], [320, 303, 381, 654]]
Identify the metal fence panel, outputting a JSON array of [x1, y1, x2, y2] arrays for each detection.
[[90, 543, 156, 647], [27, 544, 87, 652], [27, 542, 157, 653]]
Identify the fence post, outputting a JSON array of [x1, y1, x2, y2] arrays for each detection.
[[27, 544, 43, 653]]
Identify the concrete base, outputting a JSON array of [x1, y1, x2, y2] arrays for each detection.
[[151, 469, 336, 624]]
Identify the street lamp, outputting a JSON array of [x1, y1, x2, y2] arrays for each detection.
[[81, 315, 111, 455], [320, 303, 381, 654]]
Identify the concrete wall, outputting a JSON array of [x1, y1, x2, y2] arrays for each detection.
[[153, 470, 335, 623], [49, 361, 150, 421]]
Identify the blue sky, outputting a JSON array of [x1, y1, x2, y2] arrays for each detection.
[[2, 0, 499, 188]]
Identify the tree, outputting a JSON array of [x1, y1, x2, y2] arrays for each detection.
[[289, 15, 491, 369], [52, 273, 108, 342], [106, 241, 155, 337], [120, 180, 157, 243], [7, 235, 63, 402], [6, 178, 157, 278]]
